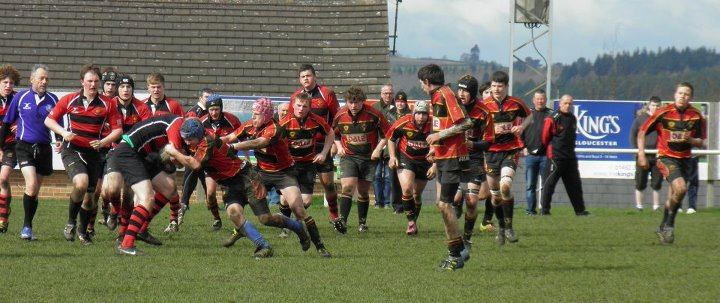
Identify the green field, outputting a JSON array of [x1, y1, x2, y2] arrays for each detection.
[[1, 200, 719, 302]]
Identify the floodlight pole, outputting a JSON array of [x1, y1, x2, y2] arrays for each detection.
[[508, 0, 553, 100], [390, 0, 401, 56]]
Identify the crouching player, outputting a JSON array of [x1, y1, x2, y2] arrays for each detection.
[[386, 101, 436, 235], [163, 118, 311, 258]]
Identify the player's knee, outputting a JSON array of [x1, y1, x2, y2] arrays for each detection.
[[257, 214, 271, 225]]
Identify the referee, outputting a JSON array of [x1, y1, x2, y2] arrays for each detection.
[[0, 64, 59, 240]]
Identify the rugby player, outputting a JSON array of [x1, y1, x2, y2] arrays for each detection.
[[45, 64, 122, 245], [289, 64, 341, 224], [278, 93, 343, 232], [637, 82, 706, 244], [225, 97, 332, 258], [0, 64, 20, 233], [332, 86, 390, 233], [180, 88, 214, 213], [418, 64, 473, 270], [482, 71, 531, 245], [386, 101, 435, 235]]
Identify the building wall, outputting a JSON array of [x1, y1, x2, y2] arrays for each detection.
[[0, 0, 390, 104]]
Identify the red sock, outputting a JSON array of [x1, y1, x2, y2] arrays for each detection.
[[109, 198, 120, 216], [139, 193, 168, 234], [169, 195, 180, 222], [0, 194, 8, 222], [121, 205, 149, 248], [118, 203, 132, 236], [326, 193, 339, 220]]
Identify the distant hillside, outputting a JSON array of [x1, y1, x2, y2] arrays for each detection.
[[391, 47, 720, 102]]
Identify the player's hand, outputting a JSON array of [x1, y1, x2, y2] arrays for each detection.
[[9, 125, 17, 133], [0, 149, 4, 160], [336, 145, 346, 158], [89, 139, 106, 150], [371, 148, 382, 161], [53, 142, 62, 153], [388, 156, 398, 169], [522, 148, 529, 156], [637, 154, 649, 170], [426, 164, 437, 179], [465, 140, 473, 150], [511, 125, 523, 135], [62, 131, 76, 142], [426, 149, 435, 163], [426, 133, 440, 145], [312, 153, 326, 164]]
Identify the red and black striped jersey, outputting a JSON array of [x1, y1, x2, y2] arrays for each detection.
[[48, 91, 122, 149], [194, 134, 245, 182], [482, 95, 530, 152], [115, 97, 152, 132], [279, 112, 331, 163], [233, 120, 294, 172], [186, 103, 207, 118], [464, 100, 495, 159], [289, 85, 339, 125], [201, 112, 242, 137], [144, 96, 185, 117], [332, 103, 390, 158], [640, 104, 706, 159], [122, 114, 184, 157], [430, 85, 469, 160], [386, 115, 432, 161], [0, 92, 17, 145]]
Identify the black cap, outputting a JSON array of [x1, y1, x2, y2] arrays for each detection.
[[394, 91, 408, 102], [457, 76, 479, 99], [101, 71, 118, 83], [116, 75, 134, 89]]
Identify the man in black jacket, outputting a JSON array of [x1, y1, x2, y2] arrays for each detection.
[[520, 89, 552, 215], [539, 95, 589, 216], [629, 96, 662, 211]]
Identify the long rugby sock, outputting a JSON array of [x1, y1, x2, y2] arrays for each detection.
[[118, 203, 132, 237], [482, 198, 494, 224], [667, 203, 681, 227], [169, 195, 180, 222], [23, 194, 38, 228], [502, 199, 514, 229], [464, 216, 477, 240], [241, 220, 269, 248], [121, 205, 149, 248], [266, 213, 302, 232], [661, 207, 670, 226], [68, 198, 81, 225], [494, 205, 506, 228], [139, 193, 169, 234], [357, 198, 369, 225], [447, 237, 464, 258], [326, 192, 339, 220], [338, 195, 352, 223], [209, 205, 221, 221], [402, 195, 415, 221], [78, 208, 90, 236], [87, 207, 97, 231], [0, 194, 9, 222], [279, 203, 292, 218], [414, 199, 423, 221], [304, 216, 325, 249]]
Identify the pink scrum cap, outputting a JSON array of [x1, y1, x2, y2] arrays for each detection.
[[252, 97, 274, 124]]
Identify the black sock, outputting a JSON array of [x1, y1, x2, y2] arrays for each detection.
[[23, 194, 38, 228], [495, 204, 505, 228], [78, 208, 90, 235], [68, 199, 81, 225], [414, 202, 422, 221], [303, 216, 324, 249], [464, 216, 477, 240], [339, 195, 352, 222], [502, 200, 514, 229], [661, 207, 669, 226], [667, 203, 681, 227], [402, 196, 415, 221], [483, 198, 494, 223], [448, 237, 464, 258], [357, 199, 369, 225], [279, 203, 292, 218]]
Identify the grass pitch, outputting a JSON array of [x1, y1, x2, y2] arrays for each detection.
[[1, 200, 718, 302]]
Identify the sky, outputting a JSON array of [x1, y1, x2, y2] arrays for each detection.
[[388, 0, 720, 65]]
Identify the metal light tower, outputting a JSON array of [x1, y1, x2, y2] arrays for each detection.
[[508, 0, 553, 100], [390, 0, 402, 56]]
